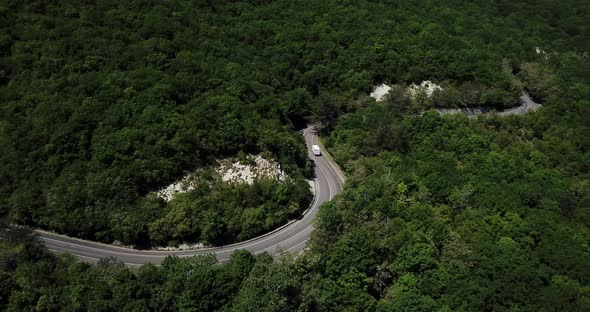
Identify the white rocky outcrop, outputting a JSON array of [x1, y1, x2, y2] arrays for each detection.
[[369, 84, 392, 102], [155, 174, 200, 202], [218, 155, 286, 185], [370, 81, 443, 102], [407, 80, 443, 98], [154, 154, 287, 202]]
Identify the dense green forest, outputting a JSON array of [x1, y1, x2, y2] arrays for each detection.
[[1, 0, 588, 245], [1, 0, 589, 311]]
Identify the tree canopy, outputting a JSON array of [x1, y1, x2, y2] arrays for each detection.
[[0, 0, 589, 311]]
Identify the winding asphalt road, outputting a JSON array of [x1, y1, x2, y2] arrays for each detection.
[[436, 92, 541, 118], [36, 127, 345, 266]]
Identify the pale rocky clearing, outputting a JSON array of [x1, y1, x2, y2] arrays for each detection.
[[154, 154, 287, 202], [369, 83, 392, 101], [370, 81, 443, 102], [218, 155, 287, 185], [407, 80, 443, 98]]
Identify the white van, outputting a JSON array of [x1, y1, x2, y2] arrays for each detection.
[[312, 145, 321, 156]]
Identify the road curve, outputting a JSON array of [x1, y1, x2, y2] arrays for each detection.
[[36, 127, 345, 266], [436, 92, 541, 118]]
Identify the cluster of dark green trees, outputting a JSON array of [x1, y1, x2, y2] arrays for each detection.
[[148, 172, 312, 247], [1, 0, 589, 311], [1, 223, 294, 311]]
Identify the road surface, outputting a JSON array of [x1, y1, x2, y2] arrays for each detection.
[[436, 92, 541, 118], [37, 127, 345, 266]]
